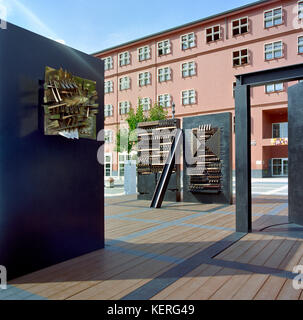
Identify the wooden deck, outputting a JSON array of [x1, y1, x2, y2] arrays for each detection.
[[3, 194, 303, 300]]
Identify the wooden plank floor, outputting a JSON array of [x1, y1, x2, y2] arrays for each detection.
[[3, 194, 303, 300]]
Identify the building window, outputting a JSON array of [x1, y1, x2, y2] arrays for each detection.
[[272, 158, 288, 177], [138, 72, 151, 87], [138, 46, 151, 61], [264, 7, 283, 28], [103, 56, 113, 71], [206, 25, 221, 43], [157, 40, 171, 56], [272, 122, 288, 138], [119, 76, 130, 90], [105, 154, 112, 177], [266, 82, 284, 93], [299, 1, 303, 19], [158, 67, 171, 82], [119, 51, 130, 66], [104, 104, 113, 117], [182, 89, 196, 105], [119, 101, 130, 115], [182, 61, 196, 77], [139, 97, 151, 111], [298, 36, 303, 54], [181, 32, 196, 50], [158, 94, 171, 108], [104, 130, 113, 144], [104, 80, 113, 94], [265, 41, 283, 60], [232, 17, 249, 36], [119, 152, 132, 177], [233, 49, 249, 67]]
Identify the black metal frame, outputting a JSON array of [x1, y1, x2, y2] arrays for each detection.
[[182, 113, 233, 205], [235, 63, 303, 233]]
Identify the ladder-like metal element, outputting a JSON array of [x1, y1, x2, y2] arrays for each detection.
[[150, 129, 183, 208]]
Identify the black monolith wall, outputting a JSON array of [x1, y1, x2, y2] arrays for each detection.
[[288, 82, 303, 226], [0, 23, 104, 280], [183, 113, 233, 204]]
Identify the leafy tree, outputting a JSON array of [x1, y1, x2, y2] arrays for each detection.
[[148, 103, 168, 122], [115, 99, 168, 154], [115, 128, 133, 154]]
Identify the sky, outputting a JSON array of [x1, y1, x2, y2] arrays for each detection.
[[1, 0, 257, 54]]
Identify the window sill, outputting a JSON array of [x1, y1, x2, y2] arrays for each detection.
[[158, 52, 172, 58], [264, 22, 284, 30], [266, 90, 285, 94], [138, 58, 151, 62], [182, 75, 197, 79], [182, 46, 197, 51], [183, 103, 197, 107], [158, 80, 172, 84], [232, 31, 249, 37], [265, 56, 284, 62], [233, 63, 250, 68], [206, 38, 222, 44]]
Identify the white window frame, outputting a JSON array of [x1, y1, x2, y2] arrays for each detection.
[[158, 67, 171, 83], [118, 152, 137, 178], [264, 41, 284, 61], [103, 56, 113, 71], [181, 61, 196, 78], [104, 80, 113, 94], [233, 49, 249, 67], [119, 51, 130, 67], [119, 76, 130, 91], [104, 104, 113, 117], [104, 153, 113, 177], [272, 158, 288, 177], [157, 40, 171, 56], [182, 89, 196, 106], [138, 45, 151, 61], [299, 1, 303, 19], [265, 82, 284, 94], [119, 152, 127, 178], [264, 7, 283, 28], [181, 32, 196, 50], [158, 94, 171, 108], [272, 122, 288, 138], [231, 16, 249, 36], [138, 72, 151, 87], [119, 101, 131, 115], [104, 130, 113, 144], [206, 25, 221, 43], [298, 36, 303, 54], [139, 97, 151, 111]]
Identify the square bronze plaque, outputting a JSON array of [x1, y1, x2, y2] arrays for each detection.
[[43, 66, 99, 140]]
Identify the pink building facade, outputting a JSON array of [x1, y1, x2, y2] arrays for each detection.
[[95, 0, 303, 178]]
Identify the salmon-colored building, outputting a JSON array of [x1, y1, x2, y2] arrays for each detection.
[[94, 0, 303, 178]]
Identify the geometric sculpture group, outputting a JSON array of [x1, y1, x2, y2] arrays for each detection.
[[137, 113, 233, 207]]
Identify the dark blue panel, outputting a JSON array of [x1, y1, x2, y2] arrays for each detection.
[[0, 23, 104, 280], [288, 82, 303, 226]]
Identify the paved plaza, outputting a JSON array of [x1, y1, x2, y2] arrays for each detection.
[[5, 184, 303, 300], [106, 177, 288, 198]]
